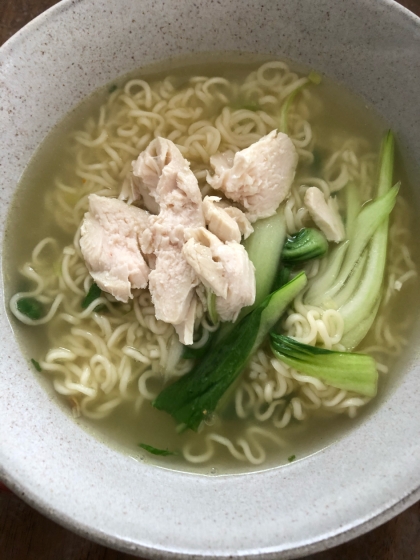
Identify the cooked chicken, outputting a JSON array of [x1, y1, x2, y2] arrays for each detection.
[[80, 194, 150, 302], [147, 249, 200, 326], [183, 227, 256, 322], [304, 187, 345, 242], [202, 196, 253, 243], [207, 130, 298, 222], [132, 138, 205, 344], [120, 136, 187, 211]]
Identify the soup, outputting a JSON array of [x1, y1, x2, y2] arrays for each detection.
[[4, 57, 418, 473]]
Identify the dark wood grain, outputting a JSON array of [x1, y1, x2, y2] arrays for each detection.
[[1, 1, 420, 559]]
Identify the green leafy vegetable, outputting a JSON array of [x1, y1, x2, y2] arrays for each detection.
[[282, 228, 328, 264], [288, 454, 296, 462], [304, 241, 349, 305], [31, 359, 42, 372], [16, 298, 45, 320], [108, 84, 118, 93], [242, 206, 287, 314], [322, 184, 399, 303], [139, 443, 176, 456], [305, 131, 398, 350], [153, 273, 307, 432], [82, 283, 103, 310], [270, 334, 378, 397]]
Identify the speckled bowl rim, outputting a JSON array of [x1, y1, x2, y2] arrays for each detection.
[[1, 0, 420, 558]]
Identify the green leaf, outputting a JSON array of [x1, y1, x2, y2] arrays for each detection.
[[138, 443, 176, 456], [270, 334, 378, 397], [82, 283, 102, 310], [16, 298, 45, 320], [282, 228, 328, 264], [31, 359, 42, 372], [108, 84, 118, 93], [288, 454, 296, 462]]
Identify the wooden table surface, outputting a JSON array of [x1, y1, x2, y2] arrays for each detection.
[[1, 1, 420, 559]]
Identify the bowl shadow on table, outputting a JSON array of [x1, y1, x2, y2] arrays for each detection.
[[1, 489, 419, 560]]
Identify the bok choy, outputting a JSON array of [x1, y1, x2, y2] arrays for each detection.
[[270, 334, 378, 397], [305, 130, 398, 349], [282, 228, 328, 264], [153, 273, 307, 431]]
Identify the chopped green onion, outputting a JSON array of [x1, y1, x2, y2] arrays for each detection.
[[139, 443, 176, 456], [16, 298, 44, 320], [82, 283, 102, 310], [31, 359, 42, 372], [108, 84, 118, 93], [288, 454, 296, 462]]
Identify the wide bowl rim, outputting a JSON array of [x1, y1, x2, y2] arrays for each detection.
[[1, 0, 420, 558]]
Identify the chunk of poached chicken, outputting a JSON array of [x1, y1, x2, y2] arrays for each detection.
[[183, 227, 256, 322], [202, 196, 253, 243], [131, 138, 205, 344], [120, 135, 188, 212], [304, 186, 345, 243], [207, 130, 298, 222], [80, 194, 149, 302]]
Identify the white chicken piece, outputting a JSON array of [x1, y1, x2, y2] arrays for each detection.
[[304, 186, 345, 242], [183, 227, 256, 322], [207, 130, 298, 222], [202, 196, 253, 243], [131, 138, 205, 344], [80, 194, 150, 302], [147, 249, 200, 327], [120, 135, 186, 211]]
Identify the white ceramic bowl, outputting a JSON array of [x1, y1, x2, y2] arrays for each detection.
[[1, 1, 420, 558]]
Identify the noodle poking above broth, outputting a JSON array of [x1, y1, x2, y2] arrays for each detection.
[[6, 58, 418, 471]]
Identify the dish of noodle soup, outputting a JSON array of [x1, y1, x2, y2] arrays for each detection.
[[6, 58, 418, 472]]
